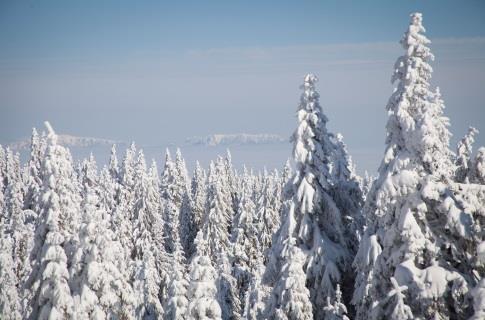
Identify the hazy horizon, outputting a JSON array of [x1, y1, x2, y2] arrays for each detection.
[[2, 1, 484, 174]]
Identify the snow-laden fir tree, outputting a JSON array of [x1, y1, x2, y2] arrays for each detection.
[[217, 253, 242, 320], [109, 144, 120, 182], [131, 151, 164, 319], [353, 13, 478, 320], [160, 149, 190, 255], [281, 159, 293, 193], [470, 278, 485, 320], [163, 243, 189, 320], [27, 122, 78, 320], [70, 156, 136, 319], [0, 145, 5, 189], [160, 155, 190, 320], [6, 176, 35, 305], [147, 159, 171, 287], [231, 169, 260, 312], [0, 146, 5, 220], [201, 160, 232, 262], [242, 256, 268, 320], [175, 149, 196, 256], [111, 143, 137, 263], [2, 149, 23, 227], [0, 147, 32, 318], [98, 166, 117, 222], [417, 174, 485, 318], [24, 128, 45, 212], [265, 73, 361, 319], [471, 147, 485, 184], [455, 127, 479, 183], [0, 235, 22, 319], [271, 245, 313, 320], [330, 133, 365, 300], [190, 161, 207, 240], [187, 232, 222, 320], [198, 158, 240, 318], [323, 284, 350, 320], [255, 169, 282, 258]]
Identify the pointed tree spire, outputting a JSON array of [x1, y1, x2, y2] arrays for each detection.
[[354, 13, 468, 320], [265, 74, 360, 319], [27, 121, 78, 319], [109, 144, 120, 182], [190, 160, 207, 239], [187, 233, 222, 320], [456, 127, 479, 183]]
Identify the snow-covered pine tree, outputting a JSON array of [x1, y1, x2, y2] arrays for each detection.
[[265, 179, 310, 320], [271, 245, 313, 320], [70, 156, 136, 319], [201, 161, 232, 263], [100, 144, 120, 222], [242, 256, 268, 320], [255, 169, 281, 257], [111, 143, 137, 269], [0, 235, 22, 319], [121, 142, 137, 190], [217, 253, 242, 320], [132, 249, 163, 320], [361, 171, 373, 201], [354, 13, 474, 320], [224, 150, 239, 222], [456, 127, 479, 183], [471, 147, 485, 184], [0, 145, 6, 189], [2, 148, 23, 227], [231, 171, 260, 312], [175, 149, 196, 257], [190, 161, 207, 241], [131, 151, 164, 319], [163, 243, 189, 320], [27, 122, 77, 319], [330, 133, 365, 289], [323, 284, 350, 320], [199, 159, 240, 318], [98, 166, 117, 221], [0, 146, 5, 222], [147, 159, 170, 291], [281, 159, 292, 193], [470, 279, 485, 320], [109, 144, 120, 182], [24, 128, 45, 212], [6, 175, 35, 304], [160, 149, 187, 255], [265, 73, 359, 319], [187, 232, 222, 320]]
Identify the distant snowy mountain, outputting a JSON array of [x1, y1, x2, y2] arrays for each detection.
[[185, 133, 287, 147], [9, 134, 123, 151]]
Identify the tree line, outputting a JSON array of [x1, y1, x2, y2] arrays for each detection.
[[0, 12, 484, 320]]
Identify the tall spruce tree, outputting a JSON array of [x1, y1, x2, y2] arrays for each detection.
[[0, 235, 22, 319], [70, 156, 136, 319], [27, 122, 78, 319], [190, 161, 207, 241], [132, 151, 164, 319], [456, 127, 479, 183], [354, 13, 477, 320], [265, 73, 361, 319], [187, 233, 222, 320]]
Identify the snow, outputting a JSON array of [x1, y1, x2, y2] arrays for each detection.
[[186, 133, 286, 147], [0, 12, 484, 320], [9, 133, 122, 152]]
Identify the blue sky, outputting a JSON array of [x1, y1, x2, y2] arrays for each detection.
[[1, 1, 484, 173]]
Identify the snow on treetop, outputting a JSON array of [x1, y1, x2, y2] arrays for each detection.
[[304, 73, 318, 85]]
